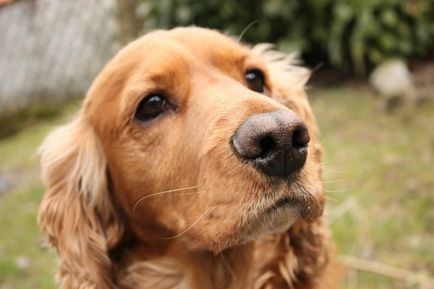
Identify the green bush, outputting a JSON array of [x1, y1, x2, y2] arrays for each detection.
[[138, 0, 434, 75], [321, 0, 434, 74]]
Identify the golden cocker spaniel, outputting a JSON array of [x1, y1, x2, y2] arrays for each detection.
[[38, 27, 337, 289]]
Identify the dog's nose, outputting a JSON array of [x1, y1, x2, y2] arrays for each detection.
[[231, 110, 310, 177]]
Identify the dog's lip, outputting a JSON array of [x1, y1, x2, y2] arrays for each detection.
[[265, 195, 295, 214], [265, 193, 324, 222]]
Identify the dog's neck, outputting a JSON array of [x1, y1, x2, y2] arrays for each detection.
[[115, 236, 255, 289]]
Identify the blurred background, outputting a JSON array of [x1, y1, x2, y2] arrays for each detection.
[[0, 0, 433, 288]]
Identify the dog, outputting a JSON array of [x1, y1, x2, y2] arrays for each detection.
[[38, 27, 336, 289]]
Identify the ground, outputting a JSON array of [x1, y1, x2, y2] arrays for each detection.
[[0, 85, 433, 289]]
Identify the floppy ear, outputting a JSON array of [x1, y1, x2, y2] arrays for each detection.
[[252, 45, 333, 289], [38, 113, 123, 289]]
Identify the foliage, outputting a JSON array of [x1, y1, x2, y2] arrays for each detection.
[[137, 0, 434, 75]]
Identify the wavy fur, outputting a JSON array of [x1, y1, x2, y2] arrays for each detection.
[[38, 27, 338, 289]]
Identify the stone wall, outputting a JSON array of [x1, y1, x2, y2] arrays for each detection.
[[0, 0, 140, 115]]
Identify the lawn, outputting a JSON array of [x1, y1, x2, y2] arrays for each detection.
[[311, 85, 434, 289], [0, 85, 433, 289]]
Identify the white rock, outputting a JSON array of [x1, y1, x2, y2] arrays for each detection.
[[369, 59, 415, 99], [14, 256, 31, 269]]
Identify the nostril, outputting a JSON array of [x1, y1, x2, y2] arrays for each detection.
[[231, 111, 310, 177], [292, 126, 310, 150], [258, 135, 276, 158]]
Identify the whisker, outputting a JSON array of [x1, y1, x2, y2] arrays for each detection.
[[217, 241, 236, 281], [237, 186, 255, 233], [237, 20, 259, 42], [326, 185, 356, 193], [132, 185, 199, 211], [161, 208, 209, 240], [324, 178, 348, 184], [318, 134, 329, 146], [324, 195, 339, 203], [322, 163, 361, 175]]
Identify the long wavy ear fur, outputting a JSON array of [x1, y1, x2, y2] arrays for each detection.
[[252, 45, 333, 289], [38, 113, 123, 289]]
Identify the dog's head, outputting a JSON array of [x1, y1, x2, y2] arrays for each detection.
[[39, 27, 324, 287]]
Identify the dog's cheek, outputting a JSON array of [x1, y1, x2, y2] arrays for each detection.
[[184, 204, 251, 252]]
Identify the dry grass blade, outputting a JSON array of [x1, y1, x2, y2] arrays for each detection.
[[328, 197, 357, 224], [338, 255, 434, 288]]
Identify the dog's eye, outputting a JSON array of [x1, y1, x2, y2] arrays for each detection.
[[135, 94, 167, 121], [245, 70, 265, 93]]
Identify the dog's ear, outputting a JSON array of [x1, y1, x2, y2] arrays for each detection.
[[252, 45, 332, 288], [38, 113, 123, 289]]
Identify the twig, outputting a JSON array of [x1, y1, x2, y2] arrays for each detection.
[[328, 197, 357, 224], [338, 255, 434, 288]]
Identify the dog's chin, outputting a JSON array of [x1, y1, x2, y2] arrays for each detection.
[[241, 204, 301, 244], [267, 207, 301, 234], [185, 205, 300, 253], [183, 181, 323, 253], [238, 181, 324, 245]]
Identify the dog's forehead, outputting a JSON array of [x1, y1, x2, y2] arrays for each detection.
[[149, 27, 250, 64]]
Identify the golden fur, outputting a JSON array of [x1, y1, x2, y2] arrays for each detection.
[[39, 27, 338, 289]]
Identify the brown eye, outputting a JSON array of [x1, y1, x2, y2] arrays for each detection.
[[245, 69, 265, 93], [135, 94, 167, 121]]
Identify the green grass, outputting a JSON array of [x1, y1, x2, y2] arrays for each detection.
[[311, 85, 434, 288], [0, 104, 79, 289], [0, 184, 57, 289], [0, 87, 433, 288], [0, 127, 59, 289]]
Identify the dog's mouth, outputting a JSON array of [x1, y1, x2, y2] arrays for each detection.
[[245, 183, 324, 237], [183, 181, 324, 252], [264, 196, 302, 232], [265, 195, 295, 213], [239, 195, 300, 241], [266, 193, 322, 222]]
